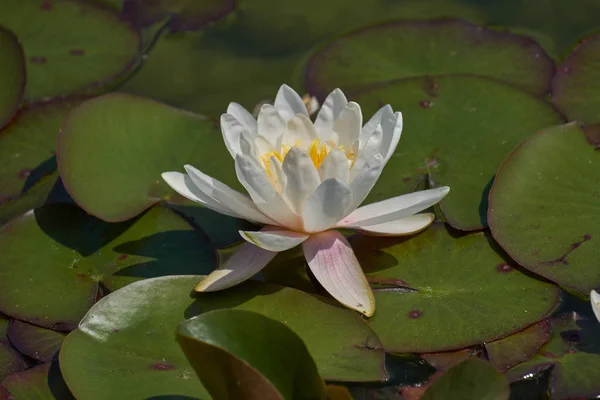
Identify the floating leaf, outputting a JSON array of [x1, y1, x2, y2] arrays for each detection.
[[350, 75, 562, 230], [0, 27, 25, 129], [0, 362, 74, 399], [552, 33, 600, 124], [0, 317, 28, 379], [177, 310, 326, 400], [305, 19, 554, 99], [421, 348, 481, 372], [488, 123, 600, 294], [0, 204, 215, 330], [7, 320, 66, 362], [0, 0, 140, 100], [352, 224, 560, 352]]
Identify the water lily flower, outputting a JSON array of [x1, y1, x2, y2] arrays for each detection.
[[162, 84, 449, 317], [592, 290, 600, 322]]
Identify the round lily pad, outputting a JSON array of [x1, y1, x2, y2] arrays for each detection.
[[59, 276, 385, 399], [0, 0, 140, 101], [0, 27, 25, 129], [351, 75, 563, 230], [351, 223, 561, 352], [0, 204, 215, 330], [305, 19, 554, 99], [177, 310, 326, 400], [488, 123, 600, 294], [0, 317, 28, 380], [0, 362, 74, 399], [7, 320, 65, 362], [552, 33, 600, 124]]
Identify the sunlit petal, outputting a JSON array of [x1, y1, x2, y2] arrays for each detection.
[[257, 104, 285, 146], [274, 84, 309, 122], [282, 147, 321, 213], [318, 148, 349, 182], [592, 290, 600, 322], [314, 88, 348, 140], [240, 227, 309, 251], [333, 102, 362, 149], [358, 213, 435, 236], [302, 178, 352, 233], [227, 102, 257, 134]]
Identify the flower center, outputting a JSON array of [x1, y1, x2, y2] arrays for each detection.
[[261, 139, 355, 174]]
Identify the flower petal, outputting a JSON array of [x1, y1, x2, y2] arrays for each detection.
[[380, 110, 403, 163], [281, 114, 318, 148], [339, 187, 450, 227], [282, 147, 321, 213], [221, 113, 252, 158], [227, 102, 257, 134], [240, 227, 309, 251], [346, 154, 384, 214], [592, 290, 600, 322], [302, 178, 352, 233], [235, 154, 302, 230], [195, 241, 276, 292], [274, 84, 308, 122], [358, 213, 435, 236], [269, 155, 286, 193], [257, 104, 285, 146], [314, 88, 348, 140], [350, 124, 382, 180], [333, 102, 362, 149], [184, 165, 276, 225], [318, 148, 349, 182], [161, 171, 239, 218], [302, 230, 375, 317], [360, 104, 391, 145]]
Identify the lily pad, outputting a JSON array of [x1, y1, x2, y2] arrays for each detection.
[[421, 358, 509, 400], [351, 223, 561, 352], [485, 320, 551, 372], [305, 19, 554, 99], [177, 310, 326, 400], [506, 313, 600, 399], [0, 362, 74, 399], [488, 123, 600, 294], [59, 276, 385, 399], [0, 317, 28, 380], [552, 33, 600, 124], [7, 320, 65, 362], [0, 0, 140, 101], [351, 75, 563, 230], [58, 93, 240, 222], [0, 27, 25, 129], [0, 204, 215, 330]]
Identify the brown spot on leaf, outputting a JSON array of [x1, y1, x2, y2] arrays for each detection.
[[408, 310, 423, 319], [18, 169, 32, 179], [403, 177, 412, 182], [118, 254, 128, 261], [496, 263, 513, 273], [30, 56, 47, 64], [40, 1, 53, 11], [419, 100, 434, 108], [540, 234, 592, 266], [69, 49, 85, 56], [151, 362, 176, 371]]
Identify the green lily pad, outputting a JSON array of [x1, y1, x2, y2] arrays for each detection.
[[7, 320, 65, 362], [421, 358, 509, 400], [421, 348, 481, 372], [552, 33, 600, 125], [351, 223, 560, 352], [506, 313, 600, 399], [0, 27, 25, 129], [0, 317, 28, 380], [351, 75, 563, 230], [0, 362, 74, 399], [488, 123, 600, 294], [57, 93, 240, 222], [0, 0, 140, 101], [177, 310, 326, 400], [59, 276, 385, 399], [0, 204, 215, 330], [485, 320, 551, 372], [305, 19, 554, 99]]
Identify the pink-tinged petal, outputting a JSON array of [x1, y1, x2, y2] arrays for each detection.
[[346, 154, 384, 214], [257, 104, 285, 146], [220, 113, 252, 158], [302, 178, 352, 233], [333, 102, 362, 149], [592, 290, 600, 322], [357, 213, 435, 236], [314, 88, 348, 140], [240, 227, 309, 251], [339, 187, 450, 227], [227, 102, 257, 134], [282, 147, 321, 213], [274, 84, 309, 122], [161, 172, 239, 218], [380, 111, 403, 164], [302, 230, 375, 317], [195, 241, 277, 292], [318, 148, 349, 182], [184, 164, 276, 225]]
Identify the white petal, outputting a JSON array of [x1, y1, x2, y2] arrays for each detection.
[[346, 154, 384, 215], [257, 104, 286, 146], [360, 105, 391, 145], [333, 102, 362, 149], [282, 147, 321, 213], [240, 227, 309, 251], [302, 230, 375, 317], [184, 165, 276, 225], [339, 187, 450, 227], [592, 290, 600, 322], [381, 111, 403, 163], [302, 178, 352, 233], [318, 148, 349, 182], [358, 213, 435, 236], [314, 88, 348, 140], [195, 241, 276, 292], [235, 154, 302, 230], [239, 131, 256, 157], [220, 113, 253, 159], [227, 102, 257, 134], [269, 155, 286, 193], [274, 84, 309, 122], [281, 114, 318, 148], [162, 172, 239, 218], [350, 124, 382, 180]]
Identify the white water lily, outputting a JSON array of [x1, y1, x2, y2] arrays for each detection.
[[592, 290, 600, 322], [162, 84, 449, 317]]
